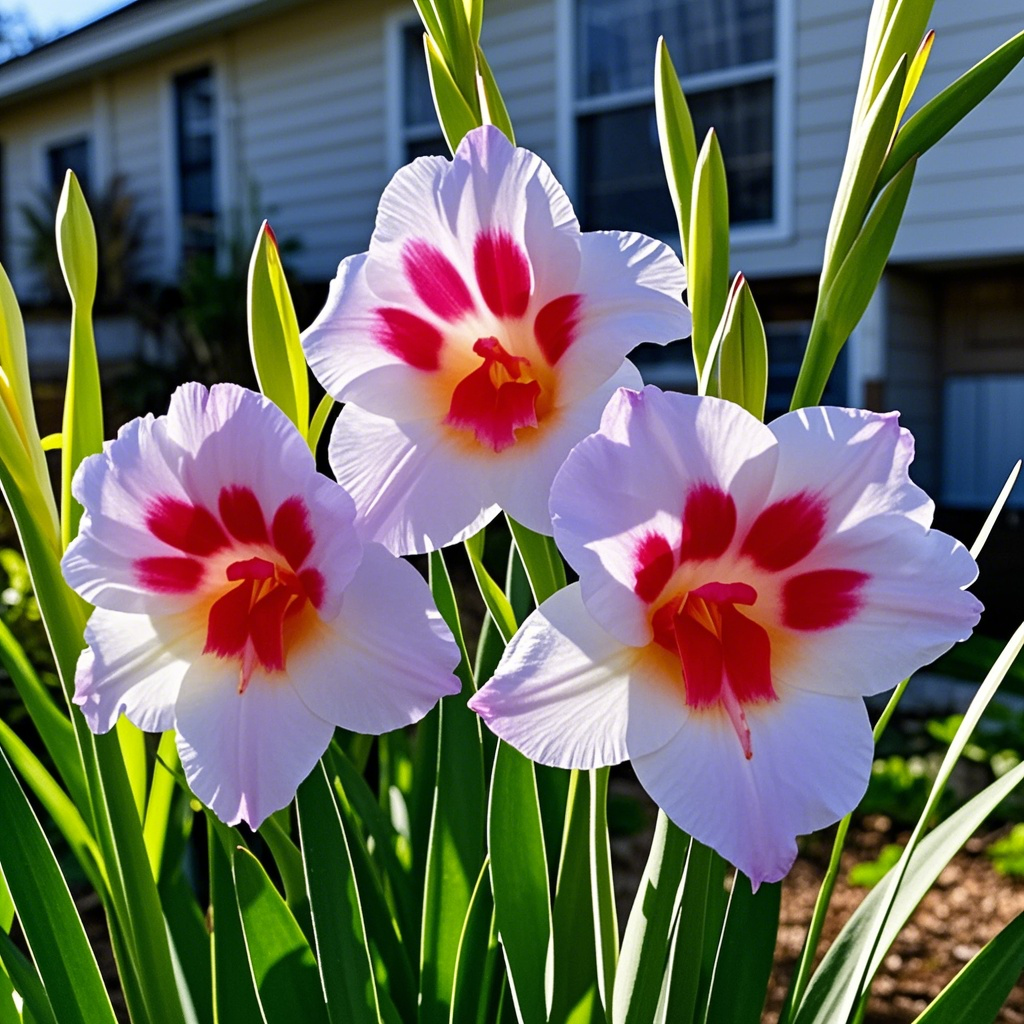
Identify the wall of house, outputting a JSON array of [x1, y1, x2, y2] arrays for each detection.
[[732, 0, 1024, 278], [0, 89, 95, 299], [2, 0, 1022, 322]]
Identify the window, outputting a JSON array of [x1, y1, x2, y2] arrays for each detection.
[[574, 0, 778, 236], [46, 137, 91, 197], [399, 22, 448, 161], [174, 67, 217, 256]]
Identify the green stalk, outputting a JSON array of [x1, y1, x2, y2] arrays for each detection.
[[783, 676, 909, 1020]]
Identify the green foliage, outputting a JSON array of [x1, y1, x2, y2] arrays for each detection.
[[986, 824, 1024, 878], [847, 843, 903, 889]]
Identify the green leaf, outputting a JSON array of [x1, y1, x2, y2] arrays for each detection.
[[658, 839, 726, 1024], [791, 159, 916, 410], [0, 261, 57, 537], [489, 742, 552, 1024], [550, 769, 613, 1024], [911, 908, 1024, 1023], [327, 742, 416, 953], [611, 812, 689, 1024], [296, 764, 382, 1024], [247, 221, 309, 435], [260, 812, 309, 928], [55, 170, 103, 550], [0, 747, 117, 1024], [160, 867, 213, 1024], [879, 29, 1024, 193], [590, 767, 618, 1012], [795, 624, 1024, 1023], [855, 0, 933, 127], [329, 765, 416, 1023], [796, 759, 1024, 1024], [233, 847, 329, 1024], [0, 718, 103, 894], [424, 33, 480, 155], [687, 129, 730, 381], [0, 616, 85, 809], [421, 552, 485, 1024], [701, 273, 768, 420], [0, 928, 57, 1024], [476, 47, 515, 145], [208, 825, 262, 1024], [307, 393, 334, 456], [701, 874, 779, 1024], [655, 37, 698, 254], [506, 516, 566, 605], [898, 30, 935, 124], [450, 859, 502, 1024], [821, 56, 906, 293], [143, 732, 179, 880], [465, 530, 518, 644]]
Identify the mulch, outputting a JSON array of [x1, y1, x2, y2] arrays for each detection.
[[609, 776, 1024, 1024]]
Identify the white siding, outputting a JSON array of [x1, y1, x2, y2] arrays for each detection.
[[733, 0, 1024, 278], [1, 0, 1021, 292], [0, 89, 94, 297]]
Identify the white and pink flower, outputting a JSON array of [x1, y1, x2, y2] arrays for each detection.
[[470, 387, 982, 886], [302, 125, 691, 555], [62, 383, 459, 828]]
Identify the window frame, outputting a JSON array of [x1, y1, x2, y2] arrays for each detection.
[[556, 0, 794, 247], [385, 12, 448, 173]]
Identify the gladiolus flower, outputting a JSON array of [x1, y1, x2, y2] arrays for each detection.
[[302, 125, 691, 555], [62, 383, 459, 828], [470, 387, 982, 886]]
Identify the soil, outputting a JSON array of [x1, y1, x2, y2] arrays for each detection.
[[609, 776, 1024, 1024]]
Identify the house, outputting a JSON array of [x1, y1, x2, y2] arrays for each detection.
[[0, 0, 1021, 514]]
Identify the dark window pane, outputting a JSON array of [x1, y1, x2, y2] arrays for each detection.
[[403, 23, 438, 130], [175, 67, 216, 255], [764, 323, 847, 421], [578, 79, 773, 233], [406, 135, 449, 161], [578, 0, 774, 98], [47, 137, 90, 196]]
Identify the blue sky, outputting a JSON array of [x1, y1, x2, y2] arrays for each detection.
[[18, 0, 129, 37]]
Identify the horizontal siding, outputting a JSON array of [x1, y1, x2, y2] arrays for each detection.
[[0, 90, 94, 300], [735, 0, 1024, 278], [109, 64, 166, 282]]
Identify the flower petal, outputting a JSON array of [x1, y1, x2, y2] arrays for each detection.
[[329, 404, 499, 555], [632, 688, 873, 888], [776, 515, 982, 698], [469, 584, 685, 768], [302, 252, 447, 419], [556, 231, 691, 402], [767, 406, 933, 530], [552, 387, 778, 646], [286, 543, 460, 733], [73, 607, 202, 733], [434, 125, 581, 305], [489, 360, 643, 535], [175, 661, 334, 830]]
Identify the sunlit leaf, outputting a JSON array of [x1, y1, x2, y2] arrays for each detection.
[[55, 170, 103, 550], [655, 37, 698, 255], [792, 159, 916, 410], [0, 747, 117, 1024], [702, 272, 768, 420], [687, 129, 730, 379], [878, 29, 1024, 193], [248, 221, 309, 436], [234, 847, 329, 1024]]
